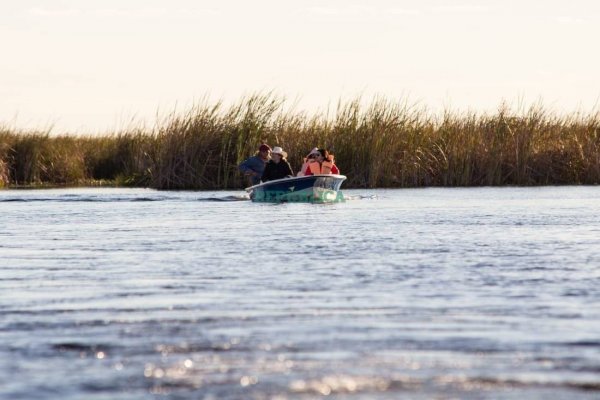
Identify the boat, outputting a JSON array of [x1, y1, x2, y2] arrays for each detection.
[[246, 174, 347, 203]]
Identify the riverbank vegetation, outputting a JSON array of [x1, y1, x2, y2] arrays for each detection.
[[1, 94, 599, 189]]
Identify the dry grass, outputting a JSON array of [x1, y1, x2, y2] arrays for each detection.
[[1, 94, 599, 189]]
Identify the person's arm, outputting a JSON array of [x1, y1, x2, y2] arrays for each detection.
[[239, 158, 253, 174], [297, 162, 308, 176], [331, 164, 340, 174], [240, 157, 260, 178]]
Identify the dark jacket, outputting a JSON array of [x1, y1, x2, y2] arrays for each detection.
[[261, 159, 293, 182]]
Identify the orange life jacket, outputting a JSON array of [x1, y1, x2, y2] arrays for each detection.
[[308, 159, 334, 175]]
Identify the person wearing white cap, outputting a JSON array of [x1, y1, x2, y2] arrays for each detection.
[[260, 146, 294, 182], [297, 147, 320, 177]]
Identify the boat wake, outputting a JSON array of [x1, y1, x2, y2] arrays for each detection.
[[0, 192, 370, 203], [197, 195, 250, 202], [0, 194, 250, 203], [0, 196, 172, 202], [344, 194, 378, 201]]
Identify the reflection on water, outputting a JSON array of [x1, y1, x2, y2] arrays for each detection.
[[1, 187, 599, 399]]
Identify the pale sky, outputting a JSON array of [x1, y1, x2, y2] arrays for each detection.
[[1, 0, 599, 133]]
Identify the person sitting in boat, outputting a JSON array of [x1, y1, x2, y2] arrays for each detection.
[[260, 146, 294, 182], [297, 147, 320, 177], [303, 148, 340, 176], [239, 143, 271, 186]]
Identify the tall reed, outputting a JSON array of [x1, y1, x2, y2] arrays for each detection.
[[1, 94, 599, 189]]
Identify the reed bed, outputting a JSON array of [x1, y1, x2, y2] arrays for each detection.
[[1, 94, 599, 189]]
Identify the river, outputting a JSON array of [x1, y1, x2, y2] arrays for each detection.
[[1, 187, 599, 399]]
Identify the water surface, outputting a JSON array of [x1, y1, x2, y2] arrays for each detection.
[[1, 187, 599, 399]]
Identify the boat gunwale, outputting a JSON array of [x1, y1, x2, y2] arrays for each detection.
[[245, 174, 347, 193]]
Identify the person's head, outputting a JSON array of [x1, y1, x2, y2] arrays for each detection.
[[315, 148, 330, 162], [271, 146, 287, 163], [306, 147, 320, 162], [258, 144, 271, 160]]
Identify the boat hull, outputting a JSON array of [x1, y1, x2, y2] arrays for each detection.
[[246, 174, 347, 203]]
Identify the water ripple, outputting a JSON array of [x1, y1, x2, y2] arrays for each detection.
[[1, 187, 599, 399]]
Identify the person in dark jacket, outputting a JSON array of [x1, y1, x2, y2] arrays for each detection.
[[239, 144, 271, 186], [261, 146, 293, 182]]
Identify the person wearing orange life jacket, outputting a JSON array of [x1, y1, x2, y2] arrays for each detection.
[[297, 147, 320, 176], [303, 148, 340, 176]]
